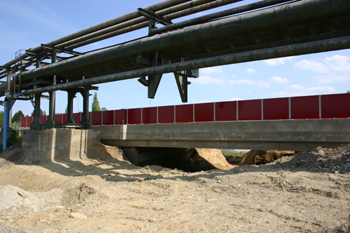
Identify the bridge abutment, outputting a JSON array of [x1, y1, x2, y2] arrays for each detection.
[[22, 128, 93, 163]]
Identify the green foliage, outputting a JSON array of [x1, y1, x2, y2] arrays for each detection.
[[12, 110, 24, 123], [31, 109, 44, 116], [222, 151, 246, 157], [0, 111, 3, 127], [101, 107, 107, 111], [0, 130, 22, 152], [92, 92, 101, 112], [7, 130, 22, 147]]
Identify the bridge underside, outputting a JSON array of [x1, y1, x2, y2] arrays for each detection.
[[95, 119, 350, 151]]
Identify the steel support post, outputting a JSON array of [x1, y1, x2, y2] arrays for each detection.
[[66, 90, 76, 124], [174, 71, 188, 102], [79, 87, 91, 128], [45, 49, 57, 128], [30, 93, 43, 130]]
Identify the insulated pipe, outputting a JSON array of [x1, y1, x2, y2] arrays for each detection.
[[65, 0, 242, 50], [2, 102, 8, 151], [163, 0, 243, 21], [1, 0, 193, 69], [150, 0, 298, 35], [58, 0, 218, 48], [21, 36, 350, 95], [19, 0, 350, 81]]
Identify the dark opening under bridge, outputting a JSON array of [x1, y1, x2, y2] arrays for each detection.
[[2, 0, 350, 151]]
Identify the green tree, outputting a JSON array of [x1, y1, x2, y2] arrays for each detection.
[[101, 107, 107, 111], [31, 109, 43, 116], [92, 92, 101, 112], [0, 111, 3, 127], [12, 110, 24, 123]]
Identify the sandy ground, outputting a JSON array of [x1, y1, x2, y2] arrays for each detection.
[[0, 144, 349, 233]]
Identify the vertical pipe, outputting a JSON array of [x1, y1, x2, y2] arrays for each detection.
[[261, 99, 264, 120], [3, 102, 8, 150], [213, 102, 216, 122], [236, 101, 239, 121], [193, 104, 195, 122], [319, 95, 322, 119], [288, 97, 291, 120]]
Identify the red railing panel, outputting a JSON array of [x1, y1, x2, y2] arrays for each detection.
[[63, 114, 68, 124], [176, 104, 193, 123], [195, 103, 214, 122], [128, 108, 141, 124], [102, 110, 114, 125], [321, 93, 350, 119], [158, 106, 175, 124], [55, 114, 63, 124], [263, 98, 289, 120], [91, 111, 102, 125], [40, 115, 47, 124], [115, 109, 127, 125], [73, 113, 82, 124], [142, 107, 157, 124], [238, 99, 261, 121], [20, 117, 26, 127], [291, 95, 319, 119], [215, 101, 236, 121]]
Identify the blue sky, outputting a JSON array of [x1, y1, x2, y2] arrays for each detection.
[[0, 0, 349, 117]]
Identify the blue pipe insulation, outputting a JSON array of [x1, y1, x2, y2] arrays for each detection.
[[3, 102, 8, 151]]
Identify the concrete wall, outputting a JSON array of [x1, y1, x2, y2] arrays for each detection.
[[95, 119, 350, 151], [22, 128, 92, 163]]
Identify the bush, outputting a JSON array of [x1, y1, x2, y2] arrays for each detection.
[[0, 130, 22, 153]]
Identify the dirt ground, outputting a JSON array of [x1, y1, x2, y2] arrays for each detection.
[[0, 144, 349, 233]]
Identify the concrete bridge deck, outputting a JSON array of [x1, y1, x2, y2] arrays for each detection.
[[95, 119, 350, 151]]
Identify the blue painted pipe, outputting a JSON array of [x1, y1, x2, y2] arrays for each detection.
[[3, 102, 8, 151]]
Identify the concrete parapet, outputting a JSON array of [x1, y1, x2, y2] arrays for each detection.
[[22, 128, 92, 163]]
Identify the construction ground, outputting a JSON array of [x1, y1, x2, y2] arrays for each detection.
[[0, 143, 349, 233]]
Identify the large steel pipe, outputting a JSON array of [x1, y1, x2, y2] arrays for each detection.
[[18, 0, 350, 83], [1, 0, 193, 69], [64, 0, 242, 50], [150, 0, 298, 35], [21, 36, 350, 95]]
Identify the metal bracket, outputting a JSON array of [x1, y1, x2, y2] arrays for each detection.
[[137, 8, 172, 26], [137, 53, 171, 99]]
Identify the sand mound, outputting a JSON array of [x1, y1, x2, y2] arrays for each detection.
[[239, 150, 295, 165]]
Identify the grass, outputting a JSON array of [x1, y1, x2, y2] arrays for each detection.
[[222, 151, 247, 157]]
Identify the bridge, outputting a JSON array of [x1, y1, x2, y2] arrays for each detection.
[[1, 0, 350, 154], [20, 92, 350, 151]]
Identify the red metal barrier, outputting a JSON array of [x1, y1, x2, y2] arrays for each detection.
[[20, 117, 25, 127], [158, 106, 175, 124], [176, 104, 193, 123], [321, 93, 350, 119], [142, 107, 157, 124], [18, 93, 350, 127], [91, 111, 102, 126], [263, 98, 289, 120], [195, 103, 214, 122], [40, 116, 47, 124], [73, 113, 81, 124], [291, 95, 319, 119], [115, 109, 127, 125], [215, 101, 236, 122], [102, 110, 114, 125], [238, 99, 261, 121], [128, 108, 141, 125]]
